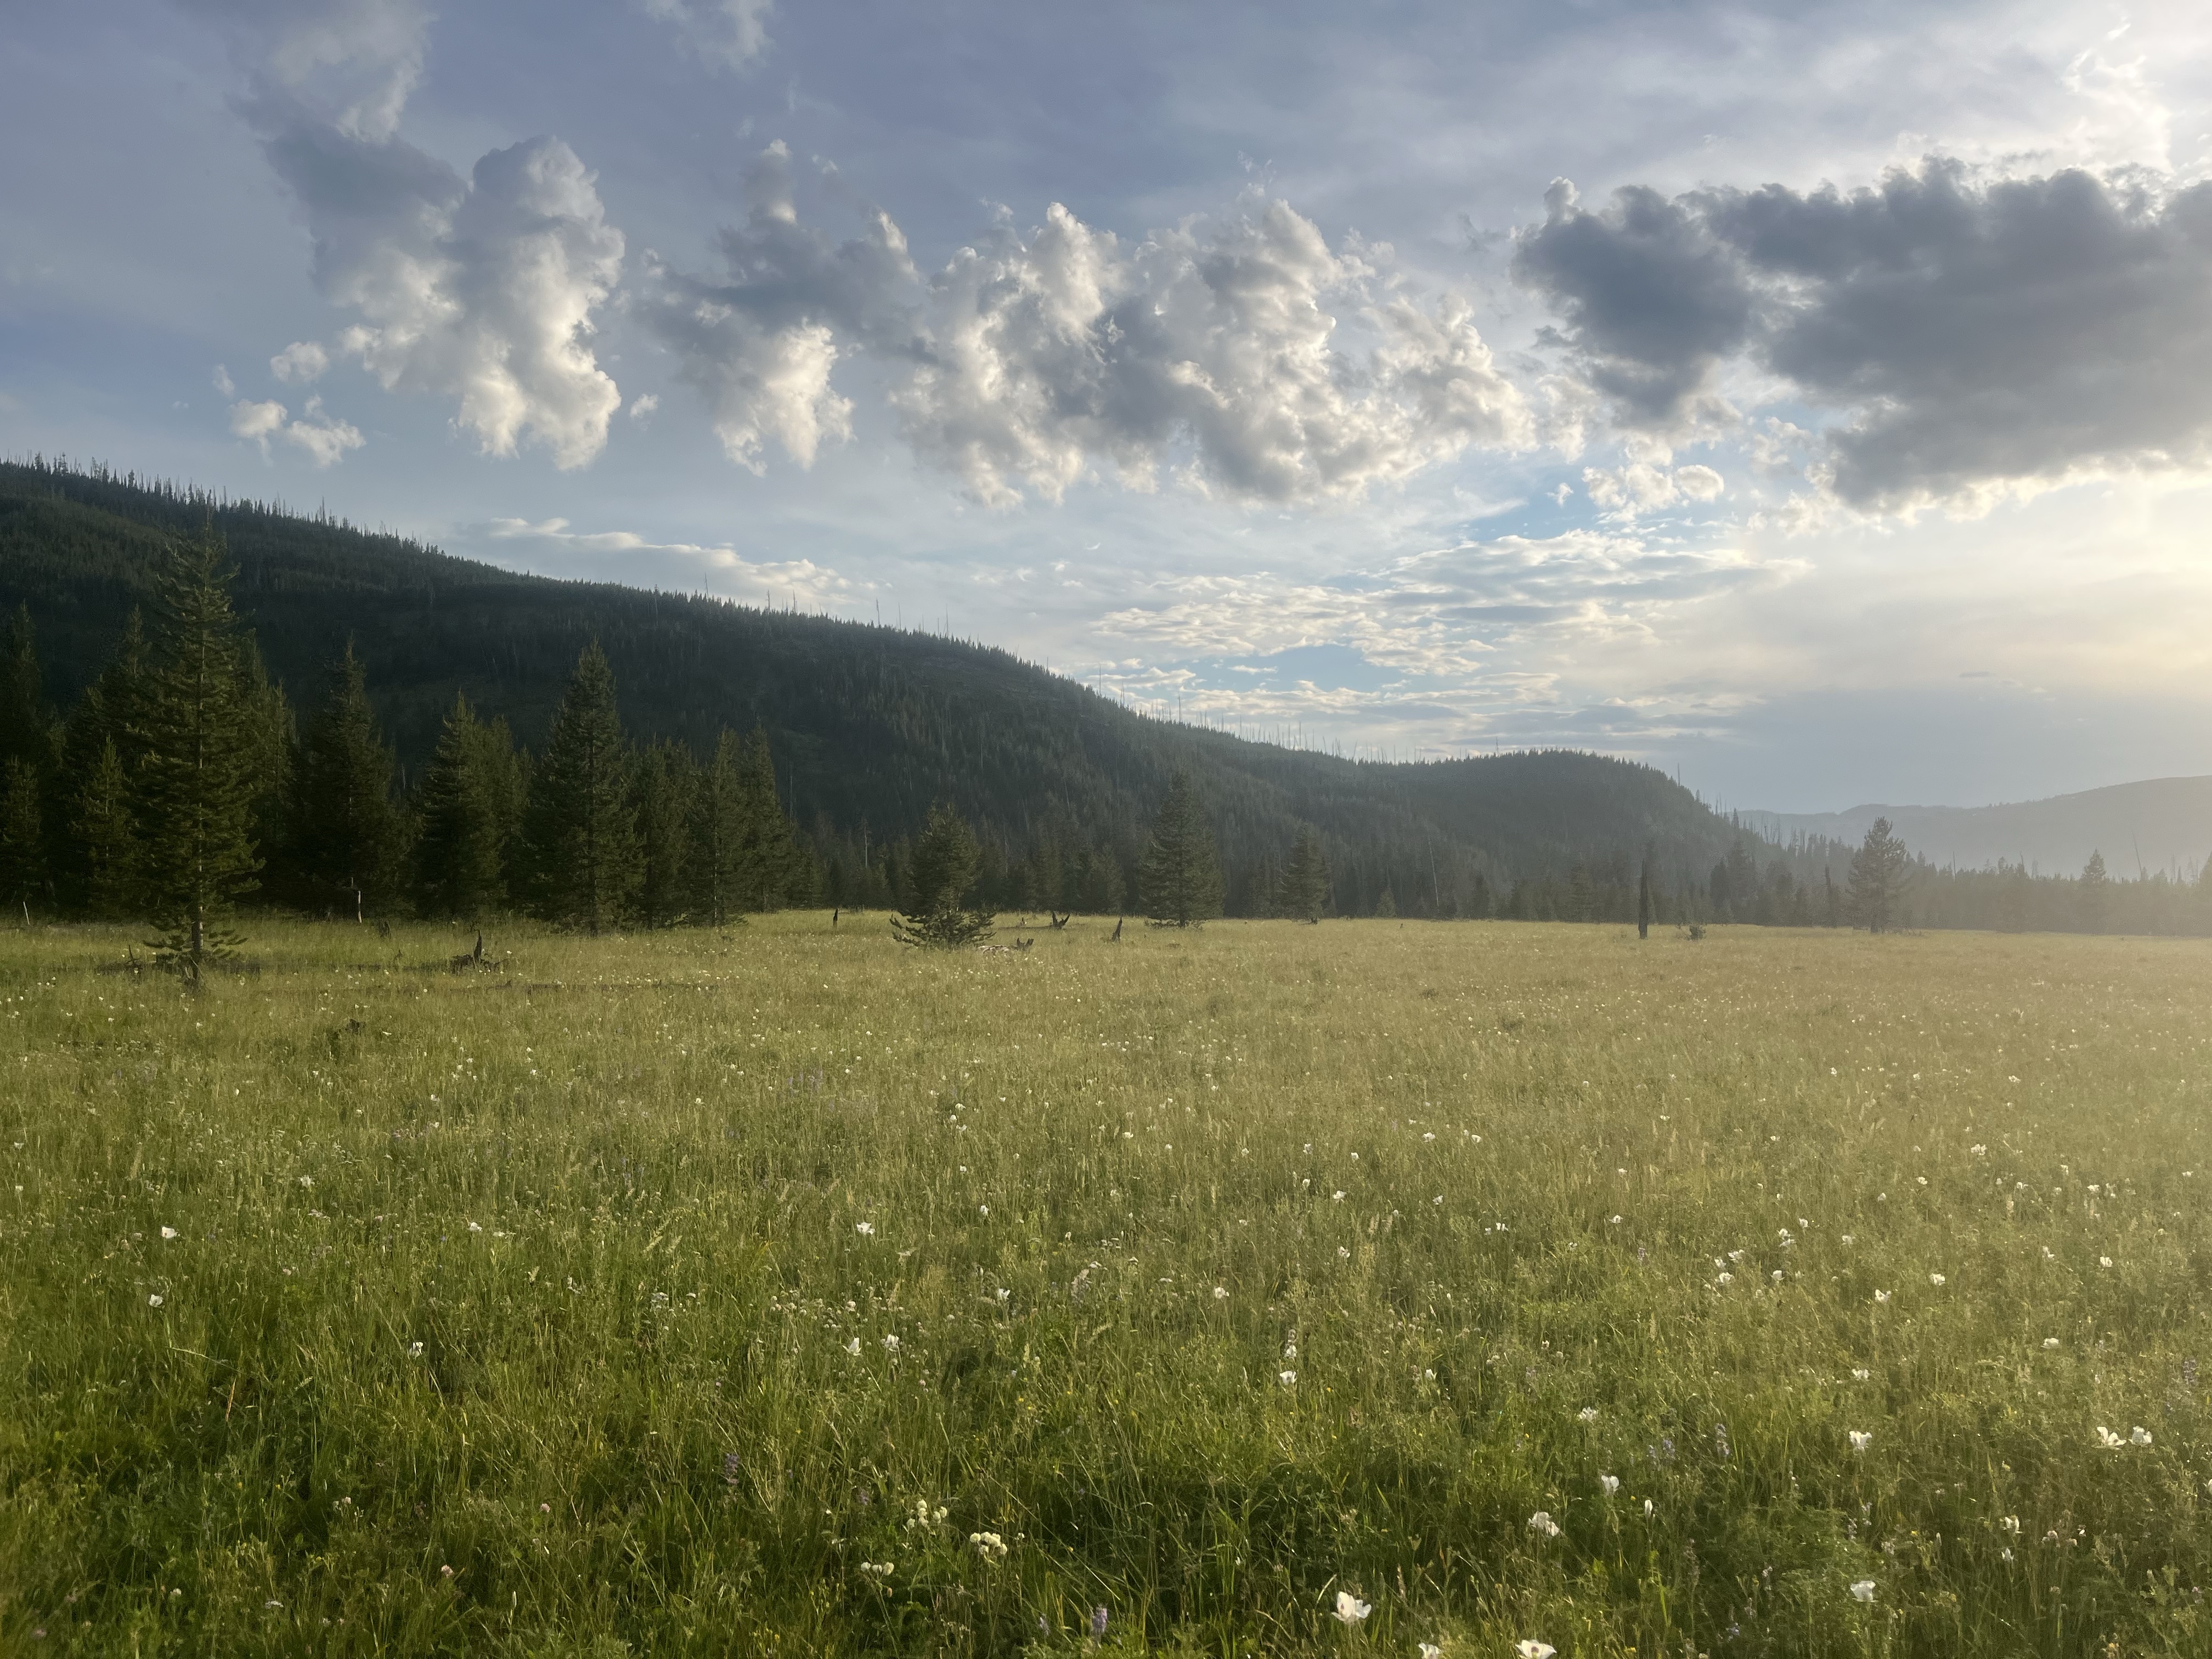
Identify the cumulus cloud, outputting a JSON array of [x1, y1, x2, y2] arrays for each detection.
[[638, 0, 773, 70], [193, 0, 627, 468], [180, 0, 430, 141], [897, 200, 1531, 505], [270, 340, 329, 383], [259, 117, 625, 468], [229, 394, 365, 465], [1519, 159, 2212, 510], [650, 158, 1531, 504], [644, 142, 912, 470], [1583, 461, 1725, 517]]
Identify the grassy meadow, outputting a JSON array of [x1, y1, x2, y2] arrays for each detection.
[[3, 915, 2210, 1656]]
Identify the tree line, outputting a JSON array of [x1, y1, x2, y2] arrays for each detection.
[[0, 534, 814, 970]]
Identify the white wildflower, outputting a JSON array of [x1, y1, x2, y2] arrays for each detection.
[[1527, 1511, 1561, 1538], [148, 1293, 163, 1307], [1516, 1643, 1556, 1659], [969, 1531, 1007, 1560], [160, 1226, 178, 1240], [855, 1222, 874, 1236], [1279, 1370, 1297, 1387], [1331, 1591, 1371, 1624], [1599, 1475, 1619, 1497], [1849, 1579, 1876, 1604], [1849, 1431, 1872, 1453]]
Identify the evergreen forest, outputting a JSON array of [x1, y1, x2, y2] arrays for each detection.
[[4, 455, 2210, 936]]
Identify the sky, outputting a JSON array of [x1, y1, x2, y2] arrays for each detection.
[[5, 0, 2212, 814]]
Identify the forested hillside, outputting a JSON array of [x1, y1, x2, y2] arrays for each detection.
[[7, 456, 2208, 932], [0, 458, 1767, 918]]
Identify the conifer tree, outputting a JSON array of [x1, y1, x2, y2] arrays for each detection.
[[1637, 851, 1655, 939], [134, 532, 263, 975], [1137, 770, 1223, 927], [75, 738, 141, 921], [0, 759, 41, 917], [732, 725, 809, 911], [234, 634, 295, 866], [292, 642, 400, 921], [689, 729, 749, 926], [0, 605, 48, 770], [890, 802, 994, 947], [49, 612, 152, 915], [1278, 824, 1330, 923], [519, 642, 639, 933], [633, 740, 696, 928], [1845, 816, 1910, 934], [414, 694, 515, 920], [2079, 850, 2109, 933]]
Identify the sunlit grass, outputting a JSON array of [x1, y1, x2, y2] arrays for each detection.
[[2, 915, 2208, 1655]]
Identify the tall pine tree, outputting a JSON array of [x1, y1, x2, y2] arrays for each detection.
[[889, 802, 993, 948], [1845, 816, 1910, 934], [520, 642, 639, 933], [1137, 770, 1223, 927], [1278, 825, 1329, 923], [134, 532, 263, 974], [75, 738, 141, 921], [688, 728, 749, 926], [291, 642, 401, 921], [633, 740, 696, 928], [414, 694, 519, 921], [0, 759, 41, 917]]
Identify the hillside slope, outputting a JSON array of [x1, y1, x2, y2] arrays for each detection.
[[0, 458, 1764, 914], [1745, 778, 2212, 879]]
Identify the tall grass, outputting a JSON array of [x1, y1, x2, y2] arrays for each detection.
[[1, 916, 2208, 1655]]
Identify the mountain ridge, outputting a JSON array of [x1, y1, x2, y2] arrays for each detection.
[[1743, 777, 2212, 880], [0, 456, 1767, 918]]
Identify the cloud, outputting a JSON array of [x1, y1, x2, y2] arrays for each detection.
[[262, 120, 625, 468], [650, 159, 1531, 504], [1583, 461, 1725, 517], [1511, 178, 1757, 436], [270, 340, 329, 383], [642, 141, 912, 470], [179, 0, 430, 141], [895, 198, 1531, 505], [191, 0, 627, 469], [477, 515, 861, 609], [228, 394, 365, 465], [1519, 159, 2212, 510], [637, 0, 774, 70], [211, 363, 236, 397]]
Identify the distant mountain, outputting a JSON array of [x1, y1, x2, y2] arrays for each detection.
[[1744, 778, 2212, 879], [0, 457, 1763, 917]]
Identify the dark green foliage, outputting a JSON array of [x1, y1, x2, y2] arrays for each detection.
[[0, 460, 1790, 920], [1138, 771, 1223, 927], [414, 695, 522, 921], [1278, 825, 1330, 923], [732, 726, 811, 911], [290, 642, 402, 920], [633, 740, 696, 928], [1638, 853, 1654, 939], [890, 802, 994, 948], [0, 603, 48, 768], [2079, 850, 2109, 932], [689, 729, 750, 927], [0, 758, 41, 913], [133, 532, 262, 972], [1847, 816, 1910, 933], [74, 738, 140, 921], [520, 643, 639, 933]]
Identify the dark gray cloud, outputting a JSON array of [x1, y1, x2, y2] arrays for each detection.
[[1511, 179, 1758, 431], [1518, 160, 2212, 506]]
